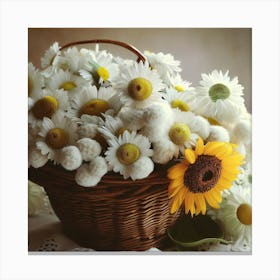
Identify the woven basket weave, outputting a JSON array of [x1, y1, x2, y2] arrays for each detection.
[[28, 40, 181, 251]]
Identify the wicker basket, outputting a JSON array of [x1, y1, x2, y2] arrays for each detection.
[[28, 40, 181, 251]]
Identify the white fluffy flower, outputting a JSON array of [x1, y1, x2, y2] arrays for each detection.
[[36, 112, 78, 164], [230, 119, 252, 144], [105, 131, 154, 180], [58, 146, 82, 171], [207, 125, 230, 142], [77, 138, 101, 161], [75, 156, 108, 187], [114, 60, 164, 108], [28, 146, 48, 168], [28, 181, 47, 216], [193, 70, 246, 123]]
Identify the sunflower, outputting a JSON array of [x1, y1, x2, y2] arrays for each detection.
[[167, 138, 244, 216]]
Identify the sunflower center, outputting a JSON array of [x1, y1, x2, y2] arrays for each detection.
[[169, 123, 191, 145], [32, 96, 58, 119], [236, 203, 252, 225], [116, 143, 140, 165], [128, 77, 153, 101], [97, 67, 109, 81], [46, 128, 69, 149], [115, 127, 130, 138], [174, 85, 185, 92], [79, 99, 110, 117], [184, 155, 222, 193], [59, 81, 77, 91], [171, 99, 190, 112], [209, 83, 230, 102]]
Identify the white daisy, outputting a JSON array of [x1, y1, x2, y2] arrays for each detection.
[[165, 72, 195, 93], [209, 185, 252, 251], [193, 70, 246, 123], [40, 42, 61, 77], [59, 46, 90, 74], [79, 49, 119, 85], [28, 63, 44, 98], [36, 112, 80, 168], [163, 87, 194, 112], [69, 85, 118, 119], [98, 114, 132, 141], [46, 69, 89, 97], [105, 130, 154, 180], [28, 88, 69, 127], [114, 60, 164, 108], [144, 50, 181, 82], [141, 105, 199, 163]]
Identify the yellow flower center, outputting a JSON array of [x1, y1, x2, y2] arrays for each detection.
[[59, 81, 77, 91], [169, 123, 191, 145], [46, 128, 69, 149], [209, 83, 230, 102], [28, 77, 32, 96], [79, 99, 110, 117], [174, 85, 185, 92], [236, 203, 252, 225], [171, 99, 190, 112], [128, 78, 153, 101], [116, 143, 140, 165], [32, 96, 58, 119], [97, 67, 109, 81], [115, 127, 130, 138]]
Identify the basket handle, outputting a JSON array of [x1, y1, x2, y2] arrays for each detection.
[[60, 39, 146, 63]]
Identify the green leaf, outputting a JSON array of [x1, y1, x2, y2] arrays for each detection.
[[168, 213, 230, 250]]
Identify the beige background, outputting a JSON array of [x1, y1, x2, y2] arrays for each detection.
[[28, 28, 251, 111]]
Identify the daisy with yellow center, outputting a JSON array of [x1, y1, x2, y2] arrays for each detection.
[[79, 48, 119, 85], [167, 138, 244, 216], [165, 73, 195, 93], [208, 185, 252, 251], [193, 70, 246, 123], [28, 88, 69, 127], [36, 111, 81, 170], [46, 69, 90, 97], [69, 85, 118, 119], [164, 88, 193, 112], [98, 114, 131, 141], [114, 61, 164, 108], [105, 131, 154, 180]]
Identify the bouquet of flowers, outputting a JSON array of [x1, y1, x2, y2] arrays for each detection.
[[28, 40, 252, 251]]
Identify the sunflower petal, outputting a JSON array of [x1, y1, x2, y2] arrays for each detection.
[[204, 192, 220, 209], [194, 194, 207, 215], [184, 149, 196, 164], [204, 142, 225, 156], [195, 137, 204, 156], [170, 188, 186, 214], [185, 191, 195, 216], [167, 162, 188, 179], [168, 180, 184, 198]]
